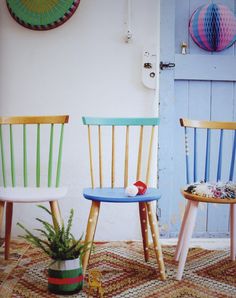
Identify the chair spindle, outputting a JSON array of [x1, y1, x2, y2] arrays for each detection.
[[184, 127, 190, 184], [0, 125, 6, 187], [9, 125, 16, 187], [56, 123, 65, 187], [136, 125, 143, 180], [193, 128, 197, 182], [88, 125, 95, 188], [98, 125, 103, 188], [145, 126, 155, 186], [177, 118, 236, 280], [229, 130, 236, 181], [111, 126, 115, 188], [36, 124, 41, 187], [48, 124, 54, 187], [124, 126, 129, 188], [23, 124, 28, 187], [217, 129, 223, 182], [204, 128, 211, 182]]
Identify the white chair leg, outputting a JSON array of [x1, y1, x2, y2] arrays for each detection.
[[174, 200, 191, 261], [176, 201, 198, 281], [230, 204, 236, 261]]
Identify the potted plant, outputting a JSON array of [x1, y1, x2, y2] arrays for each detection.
[[17, 206, 89, 295]]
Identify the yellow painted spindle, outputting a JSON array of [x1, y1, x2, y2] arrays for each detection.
[[98, 125, 103, 188], [146, 126, 155, 186], [124, 126, 129, 188], [88, 125, 95, 188], [136, 125, 144, 180], [111, 126, 115, 188]]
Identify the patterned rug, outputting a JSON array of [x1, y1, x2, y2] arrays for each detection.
[[0, 240, 235, 297]]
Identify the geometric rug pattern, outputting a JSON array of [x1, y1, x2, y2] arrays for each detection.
[[0, 240, 235, 297]]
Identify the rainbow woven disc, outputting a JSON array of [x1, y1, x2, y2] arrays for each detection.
[[6, 0, 80, 30], [189, 4, 236, 52]]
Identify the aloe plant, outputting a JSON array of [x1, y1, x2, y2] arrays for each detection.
[[17, 206, 90, 260]]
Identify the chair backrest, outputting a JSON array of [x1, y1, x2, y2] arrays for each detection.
[[0, 115, 69, 188], [82, 117, 159, 188], [180, 118, 236, 184]]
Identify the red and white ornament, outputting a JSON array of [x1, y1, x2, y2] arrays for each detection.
[[125, 181, 147, 197], [125, 184, 138, 197], [134, 181, 147, 195]]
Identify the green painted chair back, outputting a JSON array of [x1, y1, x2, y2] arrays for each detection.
[[82, 117, 160, 188], [0, 115, 69, 188]]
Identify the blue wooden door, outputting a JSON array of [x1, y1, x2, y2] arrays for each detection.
[[159, 0, 236, 238]]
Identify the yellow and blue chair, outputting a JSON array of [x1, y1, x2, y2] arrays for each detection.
[[82, 117, 166, 280]]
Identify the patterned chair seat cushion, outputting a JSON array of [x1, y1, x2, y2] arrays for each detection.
[[184, 181, 236, 199]]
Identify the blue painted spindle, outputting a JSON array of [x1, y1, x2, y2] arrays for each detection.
[[229, 130, 236, 181], [216, 129, 223, 182], [193, 128, 197, 182], [204, 129, 211, 182]]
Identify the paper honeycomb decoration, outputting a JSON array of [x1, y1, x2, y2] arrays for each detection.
[[6, 0, 80, 30], [189, 3, 236, 51]]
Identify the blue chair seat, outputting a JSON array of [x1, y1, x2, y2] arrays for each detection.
[[83, 187, 161, 203]]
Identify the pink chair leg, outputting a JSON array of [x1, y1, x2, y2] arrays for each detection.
[[174, 200, 191, 261], [230, 204, 236, 261], [176, 201, 199, 281]]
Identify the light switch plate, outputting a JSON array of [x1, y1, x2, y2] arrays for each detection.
[[142, 47, 157, 89]]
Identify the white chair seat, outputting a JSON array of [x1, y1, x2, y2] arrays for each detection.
[[0, 187, 67, 203]]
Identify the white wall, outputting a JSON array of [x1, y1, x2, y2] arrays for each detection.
[[0, 0, 158, 240]]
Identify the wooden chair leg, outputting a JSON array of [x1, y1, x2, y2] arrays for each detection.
[[146, 202, 166, 280], [5, 202, 13, 260], [176, 201, 198, 281], [0, 201, 5, 235], [139, 202, 149, 262], [230, 204, 236, 261], [50, 201, 62, 230], [82, 201, 101, 275], [174, 200, 191, 261]]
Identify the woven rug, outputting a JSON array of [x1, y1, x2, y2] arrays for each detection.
[[0, 240, 235, 297]]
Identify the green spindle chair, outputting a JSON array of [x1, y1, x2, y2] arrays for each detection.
[[82, 117, 166, 281], [0, 115, 69, 259]]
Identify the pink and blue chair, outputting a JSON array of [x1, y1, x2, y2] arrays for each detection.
[[175, 118, 236, 280]]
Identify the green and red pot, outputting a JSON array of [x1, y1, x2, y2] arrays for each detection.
[[48, 257, 83, 295]]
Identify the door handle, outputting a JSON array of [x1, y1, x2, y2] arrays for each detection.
[[160, 61, 175, 70]]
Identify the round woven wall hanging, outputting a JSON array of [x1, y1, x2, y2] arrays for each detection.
[[6, 0, 80, 30], [189, 3, 236, 52]]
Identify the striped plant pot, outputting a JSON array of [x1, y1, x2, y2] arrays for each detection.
[[48, 257, 83, 294]]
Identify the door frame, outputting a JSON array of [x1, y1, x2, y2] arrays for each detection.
[[157, 0, 176, 237]]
